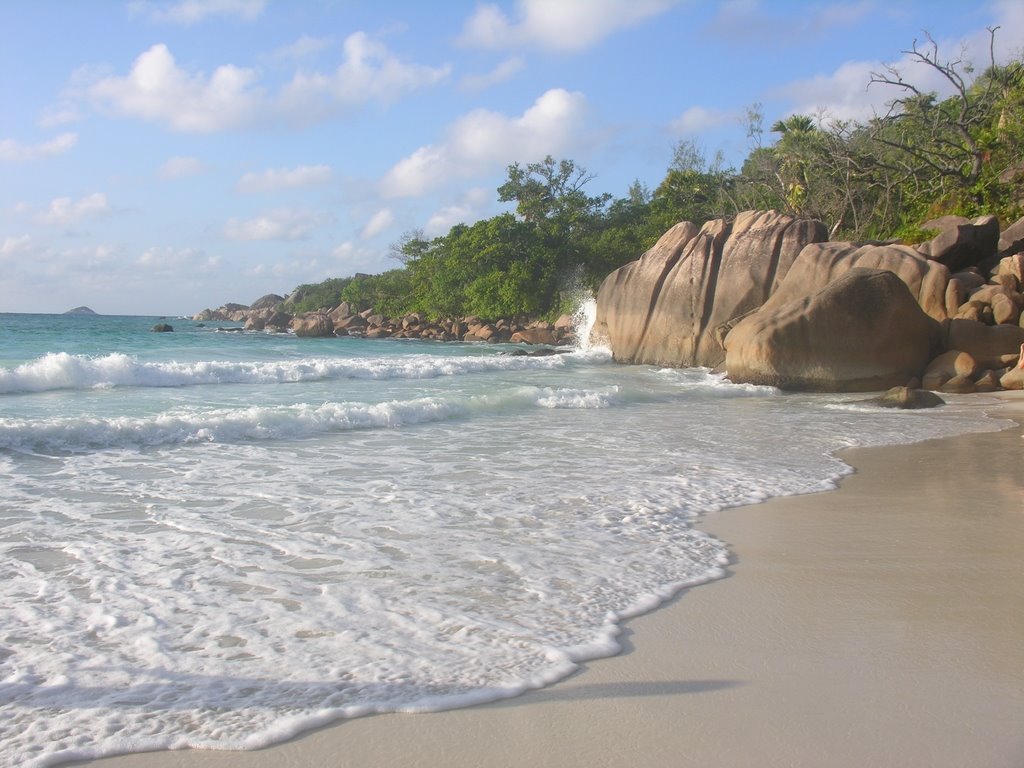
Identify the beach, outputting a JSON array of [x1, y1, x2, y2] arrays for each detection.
[[78, 394, 1024, 768]]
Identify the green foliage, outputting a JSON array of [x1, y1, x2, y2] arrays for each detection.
[[338, 270, 414, 317], [288, 278, 353, 313]]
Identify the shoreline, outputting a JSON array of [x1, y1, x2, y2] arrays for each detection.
[[78, 395, 1024, 768]]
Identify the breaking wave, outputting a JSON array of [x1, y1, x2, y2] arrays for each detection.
[[0, 350, 590, 395]]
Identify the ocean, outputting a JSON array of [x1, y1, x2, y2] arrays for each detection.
[[0, 308, 1008, 766]]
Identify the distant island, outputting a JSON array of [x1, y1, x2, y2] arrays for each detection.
[[64, 306, 97, 315]]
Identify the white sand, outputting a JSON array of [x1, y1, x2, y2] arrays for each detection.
[[79, 397, 1024, 768]]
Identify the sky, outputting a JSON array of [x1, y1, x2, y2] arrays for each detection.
[[2, 0, 1022, 316]]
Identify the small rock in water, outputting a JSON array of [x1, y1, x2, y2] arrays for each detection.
[[151, 323, 174, 333], [863, 386, 944, 409]]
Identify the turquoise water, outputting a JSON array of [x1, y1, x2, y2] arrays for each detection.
[[0, 310, 1006, 766]]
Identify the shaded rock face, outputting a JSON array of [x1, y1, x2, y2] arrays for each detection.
[[997, 215, 1024, 259], [946, 319, 1024, 368], [592, 210, 828, 368], [250, 293, 284, 311], [915, 215, 1000, 273], [766, 241, 951, 321], [723, 269, 941, 391]]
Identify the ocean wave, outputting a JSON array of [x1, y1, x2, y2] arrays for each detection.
[[0, 350, 585, 394], [0, 386, 622, 453]]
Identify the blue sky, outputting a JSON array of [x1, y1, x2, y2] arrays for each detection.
[[1, 0, 1021, 316]]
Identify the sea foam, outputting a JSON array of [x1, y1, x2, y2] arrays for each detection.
[[0, 385, 625, 453], [0, 350, 582, 394]]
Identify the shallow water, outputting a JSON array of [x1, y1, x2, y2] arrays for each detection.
[[0, 309, 1006, 766]]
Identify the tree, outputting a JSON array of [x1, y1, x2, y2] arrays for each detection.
[[496, 155, 615, 299], [866, 28, 1004, 222], [339, 269, 414, 317], [497, 156, 610, 226], [650, 139, 733, 229], [770, 114, 818, 213], [390, 229, 428, 265]]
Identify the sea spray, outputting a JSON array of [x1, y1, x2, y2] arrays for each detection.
[[572, 296, 601, 352]]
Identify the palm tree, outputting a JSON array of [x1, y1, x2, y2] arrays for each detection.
[[770, 115, 819, 213]]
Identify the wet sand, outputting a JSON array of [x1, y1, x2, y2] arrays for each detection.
[[81, 396, 1024, 768]]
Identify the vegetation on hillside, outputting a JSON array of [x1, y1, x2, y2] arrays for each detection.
[[287, 31, 1023, 320]]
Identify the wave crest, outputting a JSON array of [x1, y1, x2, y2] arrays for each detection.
[[0, 351, 576, 395]]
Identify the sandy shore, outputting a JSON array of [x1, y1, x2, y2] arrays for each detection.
[[81, 396, 1024, 768]]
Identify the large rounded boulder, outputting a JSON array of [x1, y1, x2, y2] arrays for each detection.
[[723, 268, 942, 391]]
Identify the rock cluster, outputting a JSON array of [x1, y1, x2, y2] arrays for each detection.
[[594, 211, 1024, 392], [192, 301, 578, 346]]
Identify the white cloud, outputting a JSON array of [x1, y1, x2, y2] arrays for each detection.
[[774, 59, 884, 123], [707, 0, 875, 44], [380, 88, 589, 198], [990, 0, 1024, 60], [0, 235, 34, 257], [246, 255, 333, 281], [277, 32, 451, 124], [332, 240, 387, 274], [671, 106, 736, 135], [83, 35, 449, 133], [271, 35, 334, 62], [0, 133, 78, 162], [236, 164, 334, 193], [136, 246, 219, 273], [360, 208, 394, 240], [129, 0, 267, 25], [43, 244, 121, 275], [424, 188, 491, 237], [158, 155, 207, 179], [40, 105, 83, 128], [224, 208, 326, 241], [39, 193, 111, 227], [772, 2, 1024, 124], [459, 0, 679, 52], [459, 57, 526, 92], [87, 44, 262, 132]]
